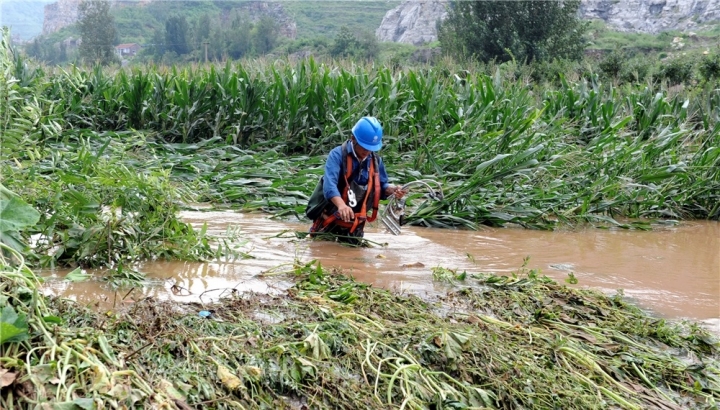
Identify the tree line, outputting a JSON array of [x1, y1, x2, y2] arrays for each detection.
[[25, 0, 282, 65], [143, 12, 280, 64], [24, 0, 622, 67]]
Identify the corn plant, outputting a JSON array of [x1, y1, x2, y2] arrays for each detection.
[[5, 36, 719, 234]]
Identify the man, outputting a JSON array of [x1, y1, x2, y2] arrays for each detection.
[[307, 116, 406, 244]]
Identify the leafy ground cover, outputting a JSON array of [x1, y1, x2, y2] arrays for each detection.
[[1, 249, 719, 409]]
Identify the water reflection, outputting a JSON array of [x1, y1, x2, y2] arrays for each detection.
[[44, 260, 292, 309]]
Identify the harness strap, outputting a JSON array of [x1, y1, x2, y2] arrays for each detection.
[[318, 149, 381, 233], [366, 155, 381, 223]]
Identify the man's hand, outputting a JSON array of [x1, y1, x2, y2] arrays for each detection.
[[336, 204, 355, 222], [331, 196, 354, 222], [385, 185, 407, 199]]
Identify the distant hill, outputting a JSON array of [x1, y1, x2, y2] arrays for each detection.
[[1, 0, 56, 41], [34, 0, 399, 45], [283, 1, 400, 39]]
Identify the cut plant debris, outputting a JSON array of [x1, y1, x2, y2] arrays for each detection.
[[1, 249, 718, 409]]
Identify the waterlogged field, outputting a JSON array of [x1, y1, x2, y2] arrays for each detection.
[[1, 29, 719, 409]]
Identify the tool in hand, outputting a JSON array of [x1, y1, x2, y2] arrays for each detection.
[[380, 179, 443, 235]]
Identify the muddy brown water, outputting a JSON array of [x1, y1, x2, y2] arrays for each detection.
[[42, 211, 719, 330]]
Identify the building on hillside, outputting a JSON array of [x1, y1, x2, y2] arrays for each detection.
[[115, 43, 141, 58], [63, 37, 81, 49]]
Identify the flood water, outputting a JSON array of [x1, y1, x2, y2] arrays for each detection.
[[42, 211, 719, 328]]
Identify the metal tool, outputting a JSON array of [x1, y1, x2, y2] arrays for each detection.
[[380, 179, 444, 235]]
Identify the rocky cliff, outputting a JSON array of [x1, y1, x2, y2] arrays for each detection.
[[374, 1, 447, 45], [41, 0, 143, 35], [376, 0, 720, 45], [580, 0, 720, 33], [42, 0, 81, 35], [231, 2, 296, 39]]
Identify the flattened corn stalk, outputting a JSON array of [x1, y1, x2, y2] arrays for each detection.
[[0, 244, 167, 408], [1, 252, 718, 409]]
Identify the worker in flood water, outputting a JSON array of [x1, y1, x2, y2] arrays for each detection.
[[306, 116, 406, 245]]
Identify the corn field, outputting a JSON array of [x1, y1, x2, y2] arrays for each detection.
[[2, 28, 720, 268]]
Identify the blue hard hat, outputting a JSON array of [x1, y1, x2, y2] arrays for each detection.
[[352, 116, 383, 152]]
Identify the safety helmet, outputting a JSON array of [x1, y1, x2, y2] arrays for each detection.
[[352, 116, 383, 152]]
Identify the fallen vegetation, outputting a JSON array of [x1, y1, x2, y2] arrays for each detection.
[[1, 249, 718, 409]]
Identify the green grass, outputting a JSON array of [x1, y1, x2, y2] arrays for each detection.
[[587, 20, 720, 54], [282, 1, 399, 39], [97, 0, 397, 46]]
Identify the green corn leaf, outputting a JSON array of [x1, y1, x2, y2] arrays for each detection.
[[50, 398, 95, 410], [0, 305, 28, 344], [0, 196, 40, 232], [65, 267, 91, 282]]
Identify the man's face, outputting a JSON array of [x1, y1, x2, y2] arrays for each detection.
[[353, 137, 371, 158], [355, 144, 371, 158]]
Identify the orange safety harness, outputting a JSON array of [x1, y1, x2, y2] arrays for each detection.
[[315, 149, 381, 234]]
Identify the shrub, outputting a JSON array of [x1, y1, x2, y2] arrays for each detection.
[[530, 58, 576, 84], [620, 57, 653, 83], [659, 57, 694, 85], [698, 52, 720, 81], [599, 50, 624, 79]]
